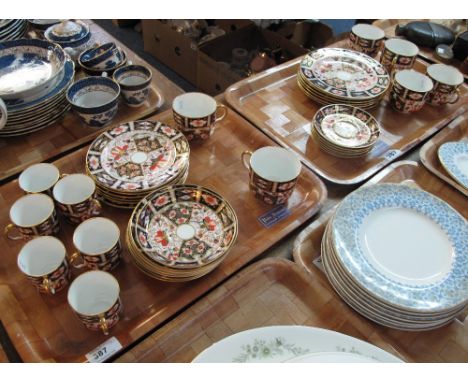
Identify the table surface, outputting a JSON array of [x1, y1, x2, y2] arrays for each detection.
[[0, 20, 183, 184]]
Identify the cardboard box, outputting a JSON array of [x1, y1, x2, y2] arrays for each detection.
[[197, 25, 309, 96], [142, 20, 253, 85]]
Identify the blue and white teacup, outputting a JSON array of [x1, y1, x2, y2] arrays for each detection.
[[80, 42, 117, 66], [66, 76, 120, 127], [93, 47, 124, 71], [113, 64, 152, 107]]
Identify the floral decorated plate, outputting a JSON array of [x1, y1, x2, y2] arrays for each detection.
[[129, 184, 238, 269], [331, 184, 468, 312], [299, 48, 390, 100], [192, 326, 403, 362], [313, 104, 380, 148], [86, 120, 190, 193], [438, 142, 468, 189]]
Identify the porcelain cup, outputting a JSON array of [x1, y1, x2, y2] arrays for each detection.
[[426, 64, 464, 106], [380, 38, 419, 74], [113, 64, 152, 107], [348, 24, 385, 58], [67, 270, 122, 335], [390, 69, 434, 113], [19, 163, 60, 195]]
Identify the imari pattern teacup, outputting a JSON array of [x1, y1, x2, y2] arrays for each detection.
[[17, 236, 71, 295], [380, 38, 419, 75], [67, 270, 122, 335], [426, 64, 464, 106], [71, 217, 122, 271], [19, 163, 60, 196], [348, 24, 385, 58], [5, 193, 60, 241], [390, 70, 434, 113], [241, 146, 302, 205], [172, 92, 227, 141], [53, 173, 102, 224]]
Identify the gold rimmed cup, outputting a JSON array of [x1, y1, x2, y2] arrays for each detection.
[[67, 270, 122, 335], [53, 173, 101, 224], [241, 146, 302, 205], [390, 70, 434, 113], [172, 92, 227, 141], [426, 64, 464, 106], [17, 236, 70, 295], [18, 163, 60, 196], [380, 38, 419, 75], [5, 193, 59, 241], [71, 217, 122, 271], [348, 24, 385, 58]]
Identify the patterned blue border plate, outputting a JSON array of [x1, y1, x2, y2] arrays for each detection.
[[331, 184, 468, 312], [438, 142, 468, 189]]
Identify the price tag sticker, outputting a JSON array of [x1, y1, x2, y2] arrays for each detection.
[[384, 149, 402, 161], [86, 337, 122, 363], [258, 205, 291, 228]]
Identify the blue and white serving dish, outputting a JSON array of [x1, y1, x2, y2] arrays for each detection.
[[66, 76, 120, 128], [113, 64, 152, 107], [329, 183, 467, 313], [0, 39, 67, 101], [438, 142, 468, 190]]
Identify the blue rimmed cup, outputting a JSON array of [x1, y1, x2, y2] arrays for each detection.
[[113, 64, 152, 107], [66, 76, 120, 127]]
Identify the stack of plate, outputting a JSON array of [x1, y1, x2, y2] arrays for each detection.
[[438, 142, 468, 190], [86, 120, 190, 209], [0, 20, 27, 42], [126, 184, 238, 282], [0, 39, 74, 137], [297, 48, 390, 109], [193, 326, 403, 362], [322, 183, 468, 331], [312, 104, 380, 158]]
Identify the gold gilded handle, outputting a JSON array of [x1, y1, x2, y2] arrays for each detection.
[[99, 315, 109, 336], [92, 198, 102, 211], [69, 252, 86, 269], [42, 277, 55, 295], [241, 151, 253, 171], [215, 104, 228, 123], [59, 173, 69, 179], [448, 89, 460, 104], [4, 223, 23, 240]]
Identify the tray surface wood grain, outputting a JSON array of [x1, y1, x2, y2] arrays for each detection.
[[0, 107, 326, 362], [420, 113, 468, 197], [225, 56, 467, 185], [115, 258, 409, 362], [293, 161, 468, 362], [0, 20, 183, 183]]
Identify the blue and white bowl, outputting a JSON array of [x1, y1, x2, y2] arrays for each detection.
[[80, 42, 116, 66], [66, 76, 120, 128], [113, 64, 152, 107], [0, 39, 67, 101]]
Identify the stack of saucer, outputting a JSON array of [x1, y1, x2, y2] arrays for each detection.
[[0, 20, 28, 42], [322, 183, 468, 330], [86, 120, 190, 209], [312, 104, 380, 158], [126, 184, 238, 282], [297, 48, 390, 109]]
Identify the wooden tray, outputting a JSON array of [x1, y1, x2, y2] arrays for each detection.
[[225, 56, 468, 185], [0, 20, 183, 183], [420, 113, 468, 197], [0, 107, 326, 362], [293, 161, 468, 362], [114, 258, 409, 362]]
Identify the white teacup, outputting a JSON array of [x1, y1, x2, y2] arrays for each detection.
[[71, 217, 122, 271], [19, 163, 60, 195], [17, 236, 70, 295], [53, 173, 101, 224], [426, 64, 464, 106], [5, 193, 60, 240], [241, 146, 302, 205], [381, 38, 419, 74], [68, 270, 122, 335]]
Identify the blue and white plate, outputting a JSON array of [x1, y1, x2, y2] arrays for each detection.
[[331, 183, 467, 312], [438, 142, 468, 190], [0, 39, 67, 101]]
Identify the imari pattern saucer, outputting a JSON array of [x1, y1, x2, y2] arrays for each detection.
[[86, 120, 190, 192], [129, 184, 238, 271], [438, 142, 468, 189]]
